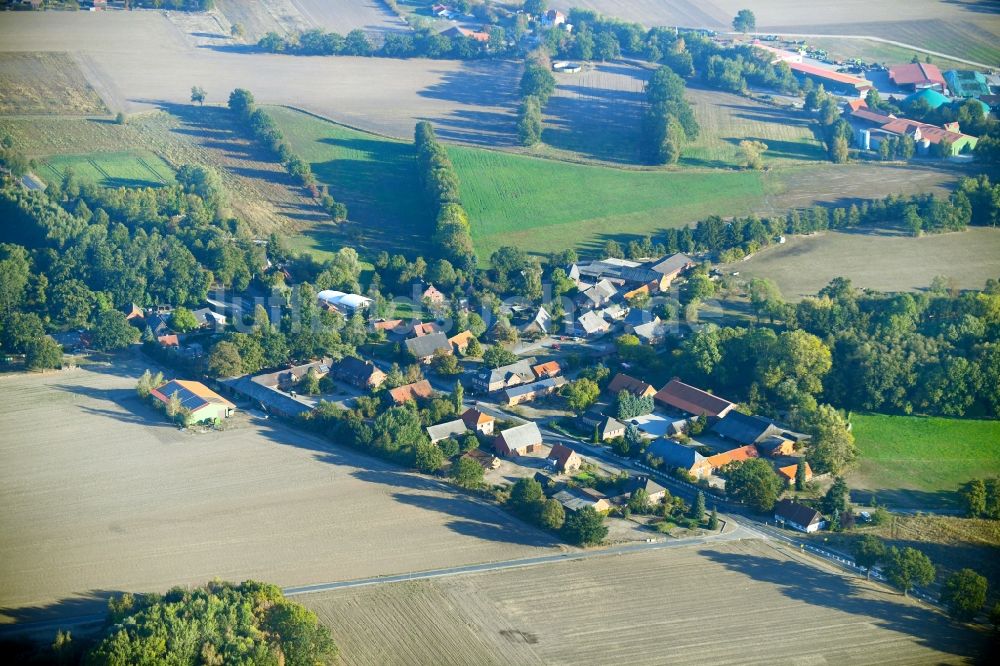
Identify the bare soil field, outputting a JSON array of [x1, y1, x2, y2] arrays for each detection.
[[723, 226, 1000, 300], [0, 52, 107, 116], [551, 0, 1000, 64], [0, 358, 558, 624], [0, 12, 519, 145], [302, 538, 979, 665], [288, 0, 409, 35]]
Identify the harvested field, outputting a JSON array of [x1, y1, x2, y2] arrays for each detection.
[[288, 0, 409, 35], [0, 359, 558, 623], [302, 538, 979, 665], [0, 12, 519, 145], [0, 52, 107, 116], [551, 0, 1000, 65], [40, 150, 175, 188], [723, 225, 1000, 300], [849, 413, 1000, 509], [803, 37, 973, 71]]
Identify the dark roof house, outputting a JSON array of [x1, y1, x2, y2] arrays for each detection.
[[711, 411, 783, 446], [654, 379, 735, 418], [774, 499, 826, 533], [405, 332, 452, 363]]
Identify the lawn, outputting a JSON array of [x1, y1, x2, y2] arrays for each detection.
[[269, 105, 767, 262], [39, 150, 175, 188], [849, 413, 1000, 509]]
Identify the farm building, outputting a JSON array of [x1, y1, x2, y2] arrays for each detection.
[[317, 290, 372, 314], [253, 359, 332, 392], [442, 25, 489, 42], [890, 62, 947, 92], [777, 462, 813, 485], [547, 443, 582, 473], [646, 439, 712, 479], [388, 380, 435, 405], [473, 358, 536, 393], [532, 360, 562, 379], [121, 303, 144, 322], [617, 476, 667, 504], [706, 444, 759, 471], [223, 374, 315, 419], [330, 356, 386, 390], [944, 70, 991, 99], [461, 407, 495, 435], [157, 334, 179, 348], [904, 88, 950, 111], [633, 318, 668, 345], [578, 279, 619, 308], [421, 283, 446, 305], [654, 378, 735, 419], [774, 499, 826, 533], [750, 40, 803, 64], [408, 321, 444, 338], [494, 422, 543, 457], [553, 487, 612, 513], [504, 376, 567, 406], [520, 306, 552, 337], [150, 380, 235, 423], [756, 435, 796, 457], [789, 61, 871, 96], [711, 411, 784, 446], [426, 419, 469, 444], [849, 108, 978, 156], [648, 253, 695, 287], [190, 307, 226, 329], [405, 332, 452, 363], [607, 373, 657, 398]]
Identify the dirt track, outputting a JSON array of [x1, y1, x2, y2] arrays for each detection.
[[0, 358, 557, 623], [304, 538, 979, 665]]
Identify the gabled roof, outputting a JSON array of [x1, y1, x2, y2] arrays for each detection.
[[547, 443, 579, 468], [647, 253, 693, 277], [251, 359, 331, 388], [580, 279, 618, 305], [449, 330, 475, 348], [151, 380, 235, 414], [389, 380, 434, 404], [521, 306, 551, 335], [505, 376, 567, 400], [409, 322, 443, 338], [553, 488, 609, 512], [461, 407, 495, 428], [790, 61, 869, 87], [778, 461, 812, 482], [599, 415, 626, 438], [374, 319, 404, 332], [774, 499, 823, 527], [706, 444, 759, 469], [426, 419, 468, 442], [577, 310, 610, 334], [623, 475, 665, 497], [633, 319, 667, 343], [890, 62, 946, 88], [478, 358, 536, 386], [646, 438, 706, 470], [405, 332, 451, 359], [711, 411, 782, 445], [497, 421, 542, 451], [654, 378, 735, 418], [607, 373, 655, 397], [332, 356, 384, 383], [532, 361, 561, 378]]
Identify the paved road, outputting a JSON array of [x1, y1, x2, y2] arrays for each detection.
[[724, 31, 994, 69]]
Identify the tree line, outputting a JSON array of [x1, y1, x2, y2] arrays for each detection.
[[257, 25, 499, 60], [414, 122, 476, 271], [641, 64, 699, 164], [516, 49, 556, 147]]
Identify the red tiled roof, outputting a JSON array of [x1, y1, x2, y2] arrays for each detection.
[[889, 62, 946, 88], [789, 61, 868, 87], [778, 461, 812, 482], [462, 408, 495, 428], [879, 117, 967, 145], [547, 443, 579, 468], [847, 99, 868, 112], [706, 444, 759, 469], [389, 380, 434, 404], [532, 361, 561, 378], [654, 378, 735, 418]]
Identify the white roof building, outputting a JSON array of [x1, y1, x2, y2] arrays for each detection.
[[317, 290, 372, 313]]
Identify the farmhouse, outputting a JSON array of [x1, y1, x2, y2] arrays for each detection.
[[255, 359, 332, 392], [547, 443, 582, 473], [756, 434, 796, 457], [654, 378, 735, 419], [426, 419, 469, 444], [532, 360, 562, 379], [575, 310, 611, 337], [774, 499, 826, 533], [442, 25, 490, 42], [388, 380, 435, 405], [157, 334, 180, 348], [222, 360, 330, 418], [408, 321, 444, 338], [706, 444, 759, 471], [448, 330, 476, 354], [578, 279, 618, 308], [473, 358, 536, 393], [494, 422, 543, 457], [619, 476, 667, 504], [461, 407, 495, 435], [421, 283, 446, 305], [505, 376, 567, 406], [520, 306, 552, 337], [121, 303, 144, 321], [405, 332, 452, 363], [646, 439, 712, 479], [317, 290, 372, 314], [553, 487, 612, 513], [648, 253, 695, 287], [633, 318, 668, 345], [150, 379, 235, 423], [890, 62, 947, 92], [462, 448, 501, 470], [789, 61, 871, 96], [593, 415, 626, 441], [777, 462, 813, 485], [944, 70, 991, 98], [607, 373, 657, 398], [191, 307, 226, 329], [330, 356, 386, 390]]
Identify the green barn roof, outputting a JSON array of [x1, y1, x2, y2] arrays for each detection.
[[905, 88, 950, 110]]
